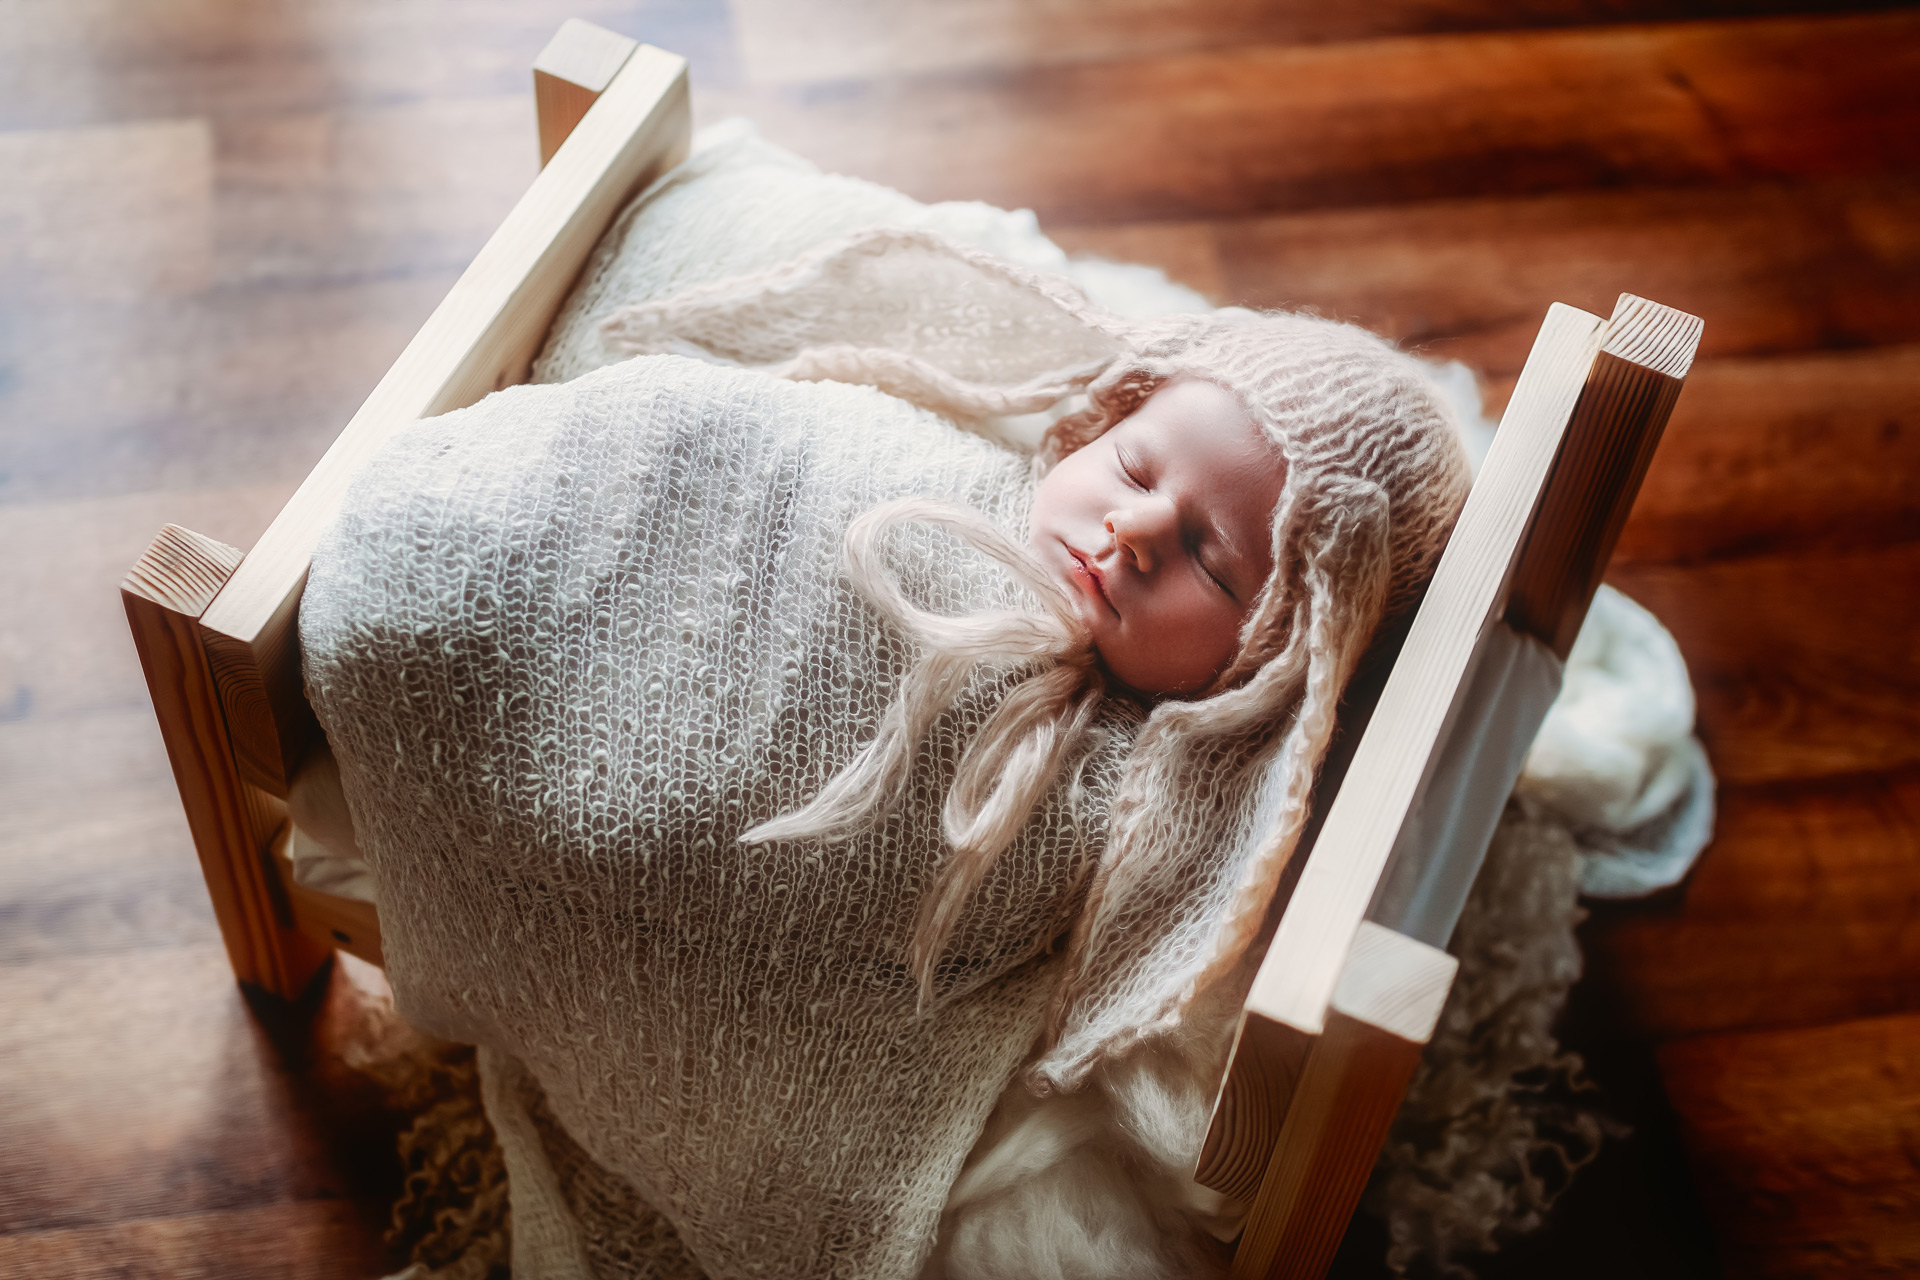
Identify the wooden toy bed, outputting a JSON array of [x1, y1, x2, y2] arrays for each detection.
[[121, 20, 1699, 1280]]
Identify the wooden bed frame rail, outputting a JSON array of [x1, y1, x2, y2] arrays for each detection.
[[1203, 296, 1697, 1278], [122, 20, 1699, 1279], [126, 22, 687, 993]]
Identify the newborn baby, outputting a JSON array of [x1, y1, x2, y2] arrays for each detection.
[[303, 228, 1473, 1280]]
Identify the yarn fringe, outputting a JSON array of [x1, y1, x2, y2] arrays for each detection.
[[329, 977, 512, 1280]]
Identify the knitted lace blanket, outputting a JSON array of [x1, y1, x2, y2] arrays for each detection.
[[302, 354, 1134, 1279]]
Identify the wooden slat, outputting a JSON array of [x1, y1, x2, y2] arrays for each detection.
[[1209, 298, 1697, 1253], [1203, 309, 1600, 1192], [1197, 1010, 1314, 1204], [1505, 295, 1698, 657], [1229, 925, 1458, 1280], [194, 39, 690, 796], [1659, 1011, 1920, 1277], [120, 525, 328, 998], [1609, 543, 1920, 785], [1583, 769, 1920, 1040], [1247, 303, 1607, 1037], [1212, 177, 1920, 380], [728, 0, 1918, 84], [1616, 344, 1920, 564], [709, 11, 1920, 225]]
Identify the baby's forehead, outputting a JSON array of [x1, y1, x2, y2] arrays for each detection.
[[1119, 380, 1280, 462]]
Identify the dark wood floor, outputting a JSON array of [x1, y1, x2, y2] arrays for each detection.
[[3, 1, 1917, 1275]]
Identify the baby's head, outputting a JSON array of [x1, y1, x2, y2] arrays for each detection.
[[1030, 311, 1473, 701]]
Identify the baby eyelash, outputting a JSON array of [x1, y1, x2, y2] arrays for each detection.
[[1199, 555, 1234, 598]]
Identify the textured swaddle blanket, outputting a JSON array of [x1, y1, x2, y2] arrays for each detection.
[[302, 354, 1137, 1278], [300, 121, 1721, 1278]]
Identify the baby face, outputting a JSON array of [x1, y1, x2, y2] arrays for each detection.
[[1029, 377, 1285, 694]]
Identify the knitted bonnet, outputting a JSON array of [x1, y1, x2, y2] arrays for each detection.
[[600, 228, 1473, 1083]]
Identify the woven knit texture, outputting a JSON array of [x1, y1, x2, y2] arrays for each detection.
[[300, 122, 1702, 1280], [534, 120, 1113, 391], [595, 227, 1473, 1087], [304, 355, 1138, 1279]]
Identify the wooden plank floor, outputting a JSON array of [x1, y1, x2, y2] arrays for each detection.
[[3, 1, 1915, 1274]]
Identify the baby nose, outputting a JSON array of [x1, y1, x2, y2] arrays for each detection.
[[1105, 497, 1177, 571]]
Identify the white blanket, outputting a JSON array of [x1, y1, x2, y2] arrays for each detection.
[[301, 122, 1718, 1278], [303, 354, 1139, 1279]]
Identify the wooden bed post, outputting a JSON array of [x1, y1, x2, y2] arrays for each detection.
[[535, 19, 642, 167], [123, 526, 331, 999], [1229, 926, 1457, 1278], [1206, 295, 1702, 1278], [127, 20, 690, 998]]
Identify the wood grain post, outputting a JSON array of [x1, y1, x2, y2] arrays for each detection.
[[123, 525, 330, 999], [1230, 924, 1458, 1280], [534, 18, 641, 167]]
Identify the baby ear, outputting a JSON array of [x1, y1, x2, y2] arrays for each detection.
[[599, 227, 1128, 419]]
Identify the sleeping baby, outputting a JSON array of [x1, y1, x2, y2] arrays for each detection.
[[300, 227, 1471, 1280]]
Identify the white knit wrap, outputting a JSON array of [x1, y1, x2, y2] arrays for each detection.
[[304, 354, 1145, 1277], [304, 124, 1715, 1278]]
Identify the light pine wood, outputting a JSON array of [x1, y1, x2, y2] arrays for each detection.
[[534, 18, 640, 168], [1202, 297, 1701, 1257], [1248, 295, 1699, 1034], [1229, 924, 1458, 1280], [120, 525, 329, 999], [1197, 1008, 1314, 1203], [193, 34, 691, 799], [1250, 302, 1607, 1038], [1506, 296, 1700, 656]]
